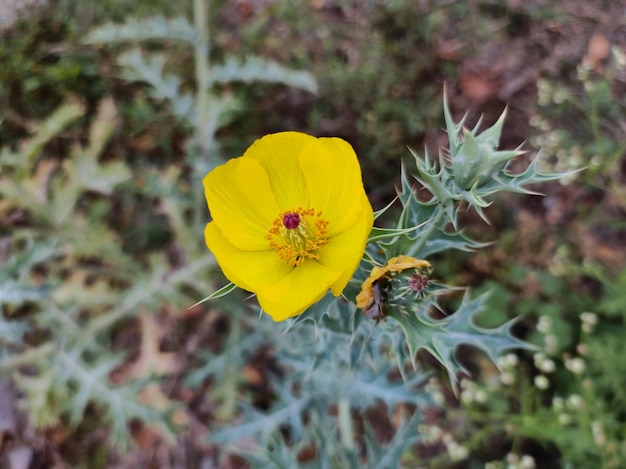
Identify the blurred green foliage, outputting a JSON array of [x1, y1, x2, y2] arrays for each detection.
[[1, 0, 625, 467]]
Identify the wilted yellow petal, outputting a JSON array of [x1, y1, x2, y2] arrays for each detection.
[[386, 255, 431, 273]]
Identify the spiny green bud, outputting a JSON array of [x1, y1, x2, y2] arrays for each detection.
[[449, 108, 524, 190], [451, 130, 485, 190]]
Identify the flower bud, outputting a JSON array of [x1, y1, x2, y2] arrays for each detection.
[[449, 109, 524, 191]]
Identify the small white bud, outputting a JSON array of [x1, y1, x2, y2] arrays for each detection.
[[591, 421, 603, 435], [591, 421, 606, 447], [428, 425, 443, 443], [552, 397, 564, 412], [538, 358, 556, 373], [567, 394, 585, 409], [544, 334, 558, 354], [533, 352, 546, 366], [500, 371, 515, 386], [506, 452, 519, 464], [558, 413, 572, 425], [565, 357, 586, 374], [519, 455, 536, 469], [537, 316, 552, 334], [461, 389, 474, 405], [611, 46, 626, 69], [432, 390, 446, 406], [580, 312, 598, 325], [447, 442, 469, 461], [534, 375, 549, 390], [505, 353, 519, 367], [475, 389, 488, 404]]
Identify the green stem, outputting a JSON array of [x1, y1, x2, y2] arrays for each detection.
[[338, 398, 356, 450], [589, 92, 601, 147], [194, 0, 210, 159], [193, 0, 211, 238], [406, 205, 445, 258]]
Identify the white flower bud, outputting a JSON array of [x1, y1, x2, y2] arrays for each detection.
[[500, 371, 515, 386], [565, 357, 586, 374], [505, 353, 519, 367], [506, 452, 519, 464], [580, 312, 598, 325], [537, 315, 552, 334], [447, 441, 469, 462], [475, 389, 488, 403], [537, 357, 555, 373], [558, 413, 572, 425], [552, 397, 564, 412], [567, 394, 585, 409], [519, 455, 536, 469], [534, 375, 549, 390]]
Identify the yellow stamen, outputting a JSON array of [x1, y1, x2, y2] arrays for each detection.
[[266, 207, 329, 266]]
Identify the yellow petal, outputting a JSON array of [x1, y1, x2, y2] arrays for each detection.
[[318, 193, 374, 295], [243, 132, 312, 210], [300, 137, 366, 237], [356, 284, 374, 309], [256, 261, 342, 321], [386, 255, 431, 273], [205, 222, 292, 292], [203, 157, 279, 250]]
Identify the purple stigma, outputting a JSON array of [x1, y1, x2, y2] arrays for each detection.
[[283, 212, 300, 229], [408, 273, 429, 294]]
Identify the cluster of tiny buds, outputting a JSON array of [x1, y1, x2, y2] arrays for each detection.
[[425, 377, 446, 406], [460, 379, 488, 405], [496, 353, 519, 386], [533, 315, 559, 355], [552, 393, 586, 427], [536, 315, 552, 335], [507, 453, 537, 469], [533, 353, 556, 373], [591, 420, 607, 447], [416, 423, 469, 462], [564, 357, 586, 375], [533, 353, 556, 391], [443, 434, 469, 462], [611, 46, 626, 70], [497, 353, 519, 370], [485, 454, 536, 469], [534, 375, 549, 390], [418, 423, 443, 444], [580, 312, 598, 334]]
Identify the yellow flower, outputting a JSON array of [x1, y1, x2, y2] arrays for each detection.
[[356, 256, 431, 316], [203, 131, 373, 321]]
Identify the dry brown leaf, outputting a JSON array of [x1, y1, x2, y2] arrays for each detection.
[[116, 311, 179, 383], [460, 73, 497, 102], [584, 32, 610, 70]]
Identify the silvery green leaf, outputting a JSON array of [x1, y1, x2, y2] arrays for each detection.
[[84, 15, 198, 45]]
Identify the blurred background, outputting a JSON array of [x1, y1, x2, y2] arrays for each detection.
[[1, 0, 625, 467]]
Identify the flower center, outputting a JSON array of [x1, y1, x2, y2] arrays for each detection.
[[283, 212, 300, 229], [266, 208, 329, 266]]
